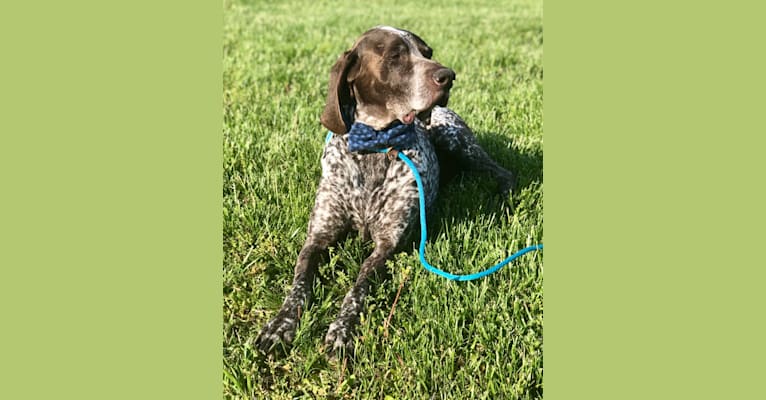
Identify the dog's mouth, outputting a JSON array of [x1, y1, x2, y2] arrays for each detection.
[[400, 91, 451, 126], [399, 108, 432, 126], [401, 110, 417, 125]]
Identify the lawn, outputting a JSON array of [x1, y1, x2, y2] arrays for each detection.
[[223, 0, 543, 398]]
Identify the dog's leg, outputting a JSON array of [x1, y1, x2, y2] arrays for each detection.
[[255, 242, 323, 354], [324, 240, 395, 357], [324, 178, 420, 357], [428, 107, 516, 194], [256, 189, 348, 354]]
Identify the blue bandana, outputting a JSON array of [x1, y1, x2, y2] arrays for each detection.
[[346, 121, 416, 153]]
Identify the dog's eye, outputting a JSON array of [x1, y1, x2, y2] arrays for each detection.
[[387, 45, 407, 62], [387, 50, 405, 63], [421, 47, 433, 59]]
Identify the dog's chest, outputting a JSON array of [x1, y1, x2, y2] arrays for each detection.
[[321, 126, 439, 225]]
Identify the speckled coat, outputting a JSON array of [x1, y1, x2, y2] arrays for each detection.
[[256, 27, 514, 356]]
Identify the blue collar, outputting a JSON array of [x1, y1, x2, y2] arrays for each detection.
[[346, 121, 416, 152]]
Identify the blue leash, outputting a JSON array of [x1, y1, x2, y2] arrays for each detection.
[[326, 130, 543, 281]]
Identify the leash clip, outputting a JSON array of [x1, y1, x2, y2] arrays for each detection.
[[386, 148, 400, 161]]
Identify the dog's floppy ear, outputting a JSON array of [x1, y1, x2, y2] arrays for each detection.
[[321, 50, 359, 134]]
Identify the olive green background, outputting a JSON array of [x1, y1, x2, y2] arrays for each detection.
[[0, 1, 222, 399], [1, 0, 765, 399], [545, 1, 766, 398]]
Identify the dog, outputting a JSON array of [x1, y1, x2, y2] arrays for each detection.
[[256, 26, 515, 356]]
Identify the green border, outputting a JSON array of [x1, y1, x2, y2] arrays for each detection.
[[3, 0, 765, 398], [545, 1, 766, 399], [1, 1, 221, 398]]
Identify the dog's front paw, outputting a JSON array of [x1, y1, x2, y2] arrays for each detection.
[[324, 318, 356, 358], [497, 171, 516, 196], [256, 310, 298, 354]]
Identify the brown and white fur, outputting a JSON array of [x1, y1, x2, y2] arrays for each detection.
[[256, 26, 515, 356]]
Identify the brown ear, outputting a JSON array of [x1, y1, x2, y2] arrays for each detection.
[[320, 50, 358, 134]]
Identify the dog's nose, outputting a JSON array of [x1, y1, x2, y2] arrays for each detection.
[[432, 68, 456, 87]]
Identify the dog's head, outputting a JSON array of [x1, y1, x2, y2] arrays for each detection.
[[320, 26, 456, 134]]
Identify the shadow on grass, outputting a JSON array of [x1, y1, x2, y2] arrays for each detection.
[[429, 129, 543, 240]]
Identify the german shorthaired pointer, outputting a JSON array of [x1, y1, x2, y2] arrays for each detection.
[[256, 26, 515, 356]]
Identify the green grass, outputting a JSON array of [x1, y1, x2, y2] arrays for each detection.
[[223, 0, 543, 398]]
